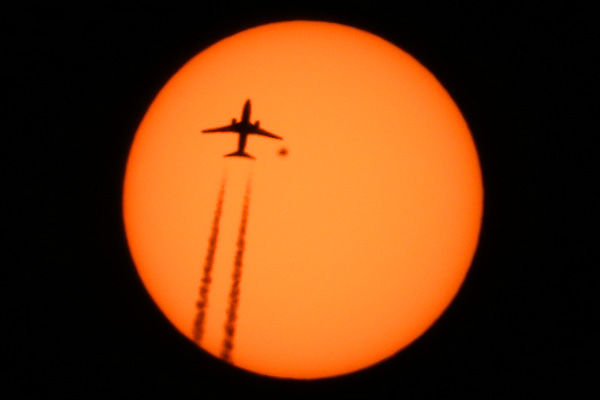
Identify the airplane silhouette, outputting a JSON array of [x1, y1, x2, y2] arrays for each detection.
[[202, 99, 282, 159]]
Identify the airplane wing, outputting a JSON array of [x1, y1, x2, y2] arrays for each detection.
[[251, 127, 282, 139], [202, 124, 238, 133]]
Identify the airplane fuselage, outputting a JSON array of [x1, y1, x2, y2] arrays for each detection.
[[229, 101, 256, 156]]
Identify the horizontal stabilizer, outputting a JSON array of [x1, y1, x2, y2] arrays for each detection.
[[225, 151, 255, 159]]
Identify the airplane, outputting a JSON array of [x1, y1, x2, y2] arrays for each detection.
[[202, 99, 282, 159]]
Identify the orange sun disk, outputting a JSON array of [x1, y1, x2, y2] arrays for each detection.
[[123, 21, 483, 379]]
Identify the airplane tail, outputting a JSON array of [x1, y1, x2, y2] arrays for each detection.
[[225, 151, 255, 159]]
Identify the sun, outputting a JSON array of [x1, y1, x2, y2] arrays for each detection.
[[122, 21, 483, 379]]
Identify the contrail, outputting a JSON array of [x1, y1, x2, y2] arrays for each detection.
[[193, 177, 226, 344], [221, 178, 251, 362]]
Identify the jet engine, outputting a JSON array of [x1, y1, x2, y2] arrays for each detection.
[[232, 118, 237, 124], [255, 121, 260, 129]]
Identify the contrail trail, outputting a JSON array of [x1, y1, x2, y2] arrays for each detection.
[[193, 177, 226, 344], [221, 178, 251, 362]]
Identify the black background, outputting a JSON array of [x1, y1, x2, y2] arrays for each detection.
[[5, 3, 594, 398]]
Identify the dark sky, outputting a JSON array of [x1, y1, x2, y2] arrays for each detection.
[[5, 4, 594, 398]]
